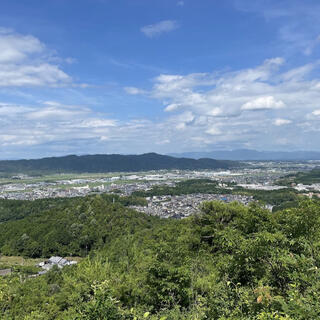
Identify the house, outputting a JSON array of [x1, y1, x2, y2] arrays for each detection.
[[37, 256, 78, 272], [0, 268, 12, 276]]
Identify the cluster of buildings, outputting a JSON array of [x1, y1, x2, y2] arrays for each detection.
[[293, 183, 320, 192], [131, 193, 254, 219], [0, 180, 175, 201], [238, 184, 287, 191], [0, 172, 279, 201], [0, 268, 12, 276], [37, 256, 78, 274], [0, 184, 98, 200], [0, 163, 319, 207], [0, 256, 78, 278]]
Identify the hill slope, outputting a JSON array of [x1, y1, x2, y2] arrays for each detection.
[[2, 198, 320, 319], [0, 153, 239, 174], [170, 149, 320, 160]]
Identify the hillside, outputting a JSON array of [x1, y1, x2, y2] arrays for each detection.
[[0, 153, 239, 175], [277, 168, 320, 186], [1, 197, 320, 319], [170, 149, 320, 160], [0, 194, 152, 258]]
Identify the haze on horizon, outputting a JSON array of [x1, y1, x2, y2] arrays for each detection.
[[0, 0, 320, 159]]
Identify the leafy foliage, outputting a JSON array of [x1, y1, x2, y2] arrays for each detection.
[[0, 153, 240, 175], [0, 194, 158, 257], [133, 179, 232, 197], [277, 169, 320, 186], [1, 197, 320, 319]]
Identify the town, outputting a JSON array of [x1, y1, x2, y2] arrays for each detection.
[[0, 161, 319, 201], [0, 161, 319, 220], [130, 193, 254, 219]]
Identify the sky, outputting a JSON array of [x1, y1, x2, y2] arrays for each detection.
[[0, 0, 320, 159]]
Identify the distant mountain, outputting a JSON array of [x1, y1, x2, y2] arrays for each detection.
[[0, 153, 240, 174], [169, 149, 320, 161]]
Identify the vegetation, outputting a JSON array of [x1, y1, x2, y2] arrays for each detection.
[[0, 153, 240, 175], [133, 179, 232, 197], [133, 179, 303, 211], [0, 195, 154, 258], [277, 169, 320, 186], [234, 188, 302, 211], [0, 198, 81, 223], [1, 194, 320, 319]]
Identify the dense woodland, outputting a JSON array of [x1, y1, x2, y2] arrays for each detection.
[[1, 192, 320, 319], [0, 153, 239, 175], [0, 195, 149, 258], [277, 169, 320, 186], [132, 179, 233, 197]]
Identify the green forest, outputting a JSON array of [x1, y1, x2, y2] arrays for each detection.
[[0, 153, 239, 175], [277, 169, 320, 186], [1, 193, 320, 319]]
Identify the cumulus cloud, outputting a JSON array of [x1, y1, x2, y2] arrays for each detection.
[[141, 20, 179, 38], [0, 63, 70, 87], [124, 87, 146, 95], [0, 31, 43, 63], [0, 28, 72, 87], [241, 96, 285, 111], [274, 118, 292, 126], [206, 127, 222, 136], [2, 57, 320, 157], [78, 119, 117, 128], [121, 57, 320, 151], [25, 105, 89, 120], [165, 103, 181, 112], [0, 102, 117, 149]]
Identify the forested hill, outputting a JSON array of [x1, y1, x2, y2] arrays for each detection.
[[2, 195, 320, 318], [0, 153, 240, 174]]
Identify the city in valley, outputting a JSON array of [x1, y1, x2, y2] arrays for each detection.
[[1, 161, 319, 219]]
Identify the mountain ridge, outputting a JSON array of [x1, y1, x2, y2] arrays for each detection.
[[169, 149, 320, 161], [0, 152, 240, 174]]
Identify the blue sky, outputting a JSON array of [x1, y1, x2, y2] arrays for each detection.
[[0, 0, 320, 158]]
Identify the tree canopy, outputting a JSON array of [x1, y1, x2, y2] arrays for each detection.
[[1, 196, 320, 319]]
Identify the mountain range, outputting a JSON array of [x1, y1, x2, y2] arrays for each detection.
[[169, 149, 320, 161], [0, 153, 240, 174]]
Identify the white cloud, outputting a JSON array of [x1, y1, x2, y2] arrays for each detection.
[[274, 118, 292, 126], [2, 57, 320, 157], [156, 139, 170, 145], [124, 87, 146, 95], [0, 63, 71, 87], [241, 96, 285, 111], [234, 0, 320, 56], [25, 106, 89, 120], [119, 58, 320, 152], [77, 119, 117, 128], [165, 103, 180, 112], [141, 20, 179, 38], [0, 102, 118, 150], [0, 104, 33, 115], [206, 127, 222, 135], [177, 1, 184, 6], [0, 32, 43, 63], [0, 28, 72, 87], [280, 64, 316, 81]]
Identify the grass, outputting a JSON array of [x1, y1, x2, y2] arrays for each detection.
[[0, 170, 184, 185], [0, 255, 83, 267], [0, 256, 43, 267]]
